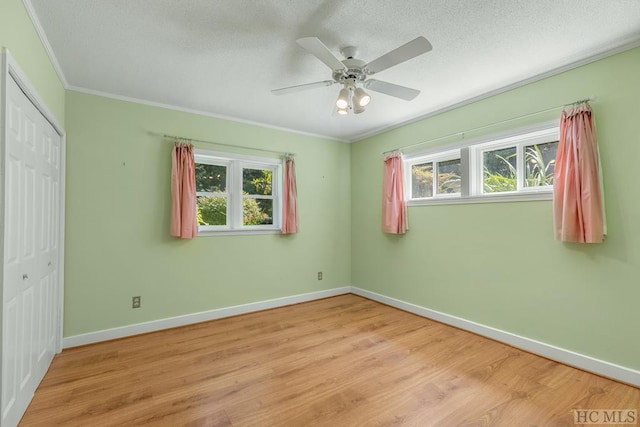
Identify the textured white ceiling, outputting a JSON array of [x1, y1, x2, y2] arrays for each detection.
[[27, 0, 640, 141]]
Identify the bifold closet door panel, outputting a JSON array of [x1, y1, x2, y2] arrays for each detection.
[[33, 105, 60, 381], [3, 76, 39, 419], [2, 74, 60, 427]]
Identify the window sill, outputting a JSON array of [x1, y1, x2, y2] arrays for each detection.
[[198, 228, 282, 237], [408, 191, 552, 207]]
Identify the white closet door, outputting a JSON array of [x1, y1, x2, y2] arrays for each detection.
[[34, 104, 59, 383], [2, 75, 60, 427]]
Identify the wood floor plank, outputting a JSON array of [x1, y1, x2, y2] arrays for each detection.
[[19, 294, 640, 426]]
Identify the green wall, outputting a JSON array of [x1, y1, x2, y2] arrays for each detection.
[[63, 91, 351, 336], [351, 47, 640, 370], [0, 0, 65, 123], [4, 0, 639, 373]]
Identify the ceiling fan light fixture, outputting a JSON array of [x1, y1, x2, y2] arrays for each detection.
[[336, 88, 350, 109], [276, 36, 431, 119], [353, 87, 371, 107]]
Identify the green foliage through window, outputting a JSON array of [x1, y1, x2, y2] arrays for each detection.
[[243, 168, 272, 195], [524, 141, 557, 187], [411, 159, 461, 198], [483, 147, 517, 193], [197, 196, 272, 226], [196, 164, 226, 192], [196, 167, 274, 227], [437, 159, 461, 194], [404, 126, 559, 203], [411, 163, 433, 198], [482, 142, 557, 193]]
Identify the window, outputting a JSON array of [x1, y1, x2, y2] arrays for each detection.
[[405, 122, 559, 205], [195, 149, 282, 235], [407, 149, 462, 200]]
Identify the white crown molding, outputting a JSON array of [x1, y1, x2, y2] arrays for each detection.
[[22, 0, 69, 87], [66, 85, 348, 143], [74, 36, 639, 145], [21, 0, 640, 144], [350, 287, 640, 388], [350, 36, 640, 142], [62, 287, 351, 348], [23, 0, 345, 143]]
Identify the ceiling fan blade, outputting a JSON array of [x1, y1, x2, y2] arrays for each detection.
[[365, 36, 432, 74], [272, 80, 336, 96], [296, 37, 347, 72], [365, 79, 421, 101]]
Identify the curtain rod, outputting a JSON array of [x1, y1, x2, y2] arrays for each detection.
[[382, 96, 595, 155], [154, 132, 294, 157]]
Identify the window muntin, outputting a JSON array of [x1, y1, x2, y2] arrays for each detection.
[[195, 150, 281, 234], [405, 124, 559, 205]]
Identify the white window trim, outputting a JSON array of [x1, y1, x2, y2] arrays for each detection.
[[195, 149, 283, 236], [405, 120, 559, 207], [404, 149, 462, 201]]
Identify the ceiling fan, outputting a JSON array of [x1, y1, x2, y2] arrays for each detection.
[[272, 36, 432, 115]]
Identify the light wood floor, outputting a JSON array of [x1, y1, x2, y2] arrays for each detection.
[[20, 294, 639, 426]]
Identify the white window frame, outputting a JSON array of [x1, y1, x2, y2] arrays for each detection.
[[405, 121, 559, 206], [404, 149, 462, 201], [195, 149, 283, 236]]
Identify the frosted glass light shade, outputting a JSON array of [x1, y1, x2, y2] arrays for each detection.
[[353, 87, 371, 107], [336, 88, 349, 109]]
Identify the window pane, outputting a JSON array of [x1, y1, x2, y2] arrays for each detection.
[[437, 159, 461, 194], [196, 164, 226, 193], [483, 147, 517, 193], [411, 163, 433, 198], [525, 141, 558, 187], [197, 196, 227, 226], [244, 198, 273, 225], [243, 168, 273, 196]]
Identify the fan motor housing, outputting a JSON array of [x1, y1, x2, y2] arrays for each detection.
[[272, 36, 428, 102], [333, 58, 367, 83]]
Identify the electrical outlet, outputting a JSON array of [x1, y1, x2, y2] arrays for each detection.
[[317, 272, 323, 280], [132, 296, 141, 309]]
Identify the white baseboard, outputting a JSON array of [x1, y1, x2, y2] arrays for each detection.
[[63, 287, 351, 348], [350, 287, 640, 388], [63, 285, 640, 388]]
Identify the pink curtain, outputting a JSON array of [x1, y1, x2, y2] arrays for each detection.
[[282, 156, 299, 234], [382, 152, 407, 234], [171, 142, 198, 239], [553, 103, 606, 243]]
